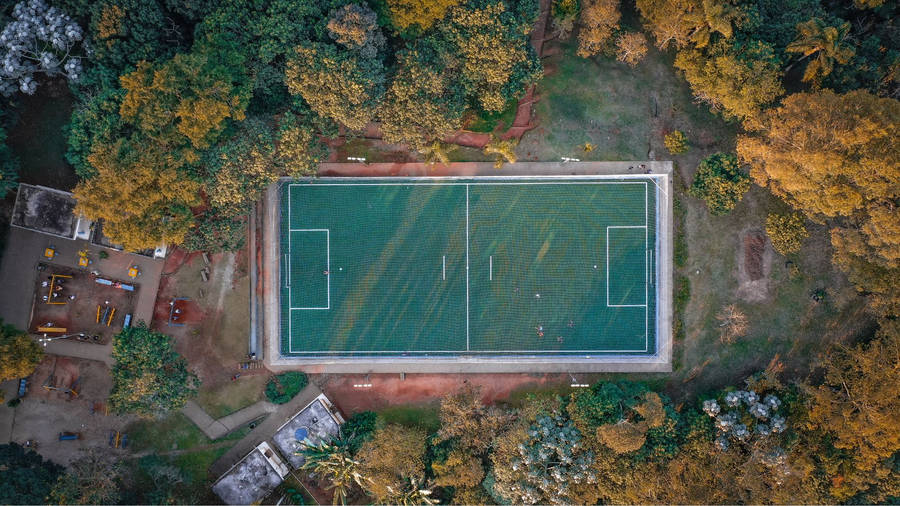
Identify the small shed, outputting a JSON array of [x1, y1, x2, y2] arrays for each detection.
[[211, 442, 290, 505]]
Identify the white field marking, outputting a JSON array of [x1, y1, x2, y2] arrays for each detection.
[[489, 255, 492, 281], [290, 182, 650, 187], [465, 184, 470, 352], [285, 347, 652, 354], [289, 229, 331, 310], [606, 226, 648, 308], [442, 255, 446, 280]]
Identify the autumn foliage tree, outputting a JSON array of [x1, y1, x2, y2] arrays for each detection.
[[806, 320, 900, 499], [357, 424, 428, 503], [615, 32, 648, 66], [737, 90, 900, 315], [0, 321, 42, 382], [576, 0, 620, 57], [73, 140, 201, 251], [688, 152, 751, 215], [108, 324, 199, 416], [385, 0, 463, 34]]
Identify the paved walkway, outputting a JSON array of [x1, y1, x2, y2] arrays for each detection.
[[41, 340, 114, 366], [181, 399, 276, 440], [209, 383, 323, 477]]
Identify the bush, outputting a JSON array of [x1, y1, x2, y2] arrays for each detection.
[[342, 411, 378, 454], [265, 372, 309, 404], [689, 153, 750, 215], [765, 213, 809, 255], [664, 130, 688, 155]]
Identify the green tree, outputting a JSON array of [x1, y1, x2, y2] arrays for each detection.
[[181, 214, 246, 253], [0, 443, 64, 504], [108, 324, 198, 416], [277, 113, 327, 178], [326, 3, 386, 59], [439, 0, 542, 112], [203, 119, 278, 215], [300, 436, 368, 506], [688, 152, 751, 215], [341, 411, 377, 454], [0, 125, 20, 198], [765, 213, 809, 255], [674, 41, 784, 121], [786, 18, 855, 85], [0, 321, 42, 382], [264, 371, 308, 404], [50, 452, 121, 505]]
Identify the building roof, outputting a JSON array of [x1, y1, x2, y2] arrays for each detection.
[[11, 184, 78, 239], [211, 442, 289, 505], [272, 394, 343, 469]]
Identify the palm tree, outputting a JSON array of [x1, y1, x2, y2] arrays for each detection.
[[299, 437, 369, 505], [786, 18, 855, 84], [385, 477, 438, 506], [686, 0, 744, 48]]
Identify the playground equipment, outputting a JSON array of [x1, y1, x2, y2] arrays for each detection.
[[17, 378, 27, 397], [239, 360, 263, 370], [109, 430, 127, 448], [58, 432, 81, 441], [46, 274, 72, 305], [77, 249, 91, 268], [36, 326, 67, 333], [168, 297, 189, 326], [97, 305, 116, 326], [42, 359, 80, 399], [43, 246, 55, 259]]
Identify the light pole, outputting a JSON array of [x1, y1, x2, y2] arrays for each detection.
[[36, 333, 85, 347]]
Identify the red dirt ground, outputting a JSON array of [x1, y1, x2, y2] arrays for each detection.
[[317, 373, 586, 415]]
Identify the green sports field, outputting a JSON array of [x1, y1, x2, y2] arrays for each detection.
[[279, 177, 660, 357]]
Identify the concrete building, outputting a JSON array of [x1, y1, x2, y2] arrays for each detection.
[[211, 442, 290, 505], [272, 393, 344, 469]]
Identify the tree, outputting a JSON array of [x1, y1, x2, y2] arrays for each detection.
[[674, 41, 784, 121], [385, 0, 462, 34], [118, 40, 252, 155], [264, 371, 308, 404], [663, 130, 688, 154], [0, 443, 64, 504], [0, 0, 85, 96], [108, 324, 198, 416], [551, 0, 579, 40], [73, 139, 201, 251], [439, 0, 543, 112], [341, 411, 377, 454], [786, 18, 855, 85], [285, 42, 385, 131], [483, 136, 518, 168], [203, 120, 278, 215], [380, 46, 466, 150], [615, 32, 648, 66], [715, 304, 749, 343], [688, 152, 750, 215], [432, 448, 484, 488], [0, 125, 20, 197], [575, 0, 620, 58], [181, 214, 246, 253], [737, 90, 900, 314], [0, 321, 43, 382], [635, 0, 699, 50], [326, 4, 385, 59], [683, 0, 744, 49], [276, 114, 325, 178], [358, 424, 427, 502], [300, 437, 368, 506], [765, 213, 809, 255], [806, 320, 900, 499], [50, 452, 121, 505], [438, 384, 509, 453], [491, 411, 597, 504]]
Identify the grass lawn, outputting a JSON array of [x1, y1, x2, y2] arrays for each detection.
[[377, 404, 441, 433], [196, 374, 268, 419], [126, 412, 211, 453]]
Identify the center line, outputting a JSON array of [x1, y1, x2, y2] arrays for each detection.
[[489, 255, 492, 280], [442, 255, 446, 280], [465, 184, 470, 351]]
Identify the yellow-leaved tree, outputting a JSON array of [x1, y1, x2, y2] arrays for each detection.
[[737, 90, 900, 316], [74, 140, 201, 251], [386, 0, 463, 34], [576, 0, 620, 57]]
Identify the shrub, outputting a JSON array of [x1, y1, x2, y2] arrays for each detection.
[[664, 130, 688, 155], [265, 372, 309, 404], [689, 153, 750, 215], [765, 213, 809, 255]]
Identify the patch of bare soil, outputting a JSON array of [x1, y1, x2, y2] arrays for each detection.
[[736, 228, 773, 302], [316, 373, 576, 415]]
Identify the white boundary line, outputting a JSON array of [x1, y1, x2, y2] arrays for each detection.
[[489, 255, 492, 281], [465, 184, 470, 352], [606, 226, 648, 308], [288, 229, 330, 310], [283, 178, 660, 355], [442, 255, 446, 280]]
